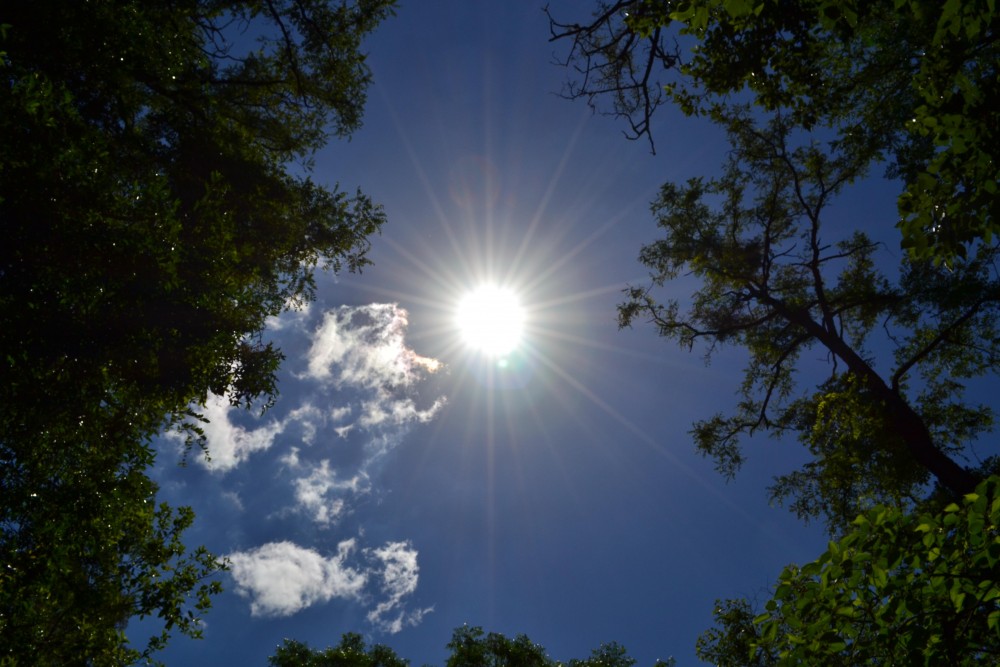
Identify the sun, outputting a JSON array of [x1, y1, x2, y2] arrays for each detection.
[[456, 285, 525, 356]]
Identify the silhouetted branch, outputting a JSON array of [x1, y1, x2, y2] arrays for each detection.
[[545, 2, 680, 153]]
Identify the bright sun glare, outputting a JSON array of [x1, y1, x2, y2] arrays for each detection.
[[456, 285, 525, 356]]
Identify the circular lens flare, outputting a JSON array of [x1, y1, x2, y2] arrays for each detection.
[[457, 285, 524, 356]]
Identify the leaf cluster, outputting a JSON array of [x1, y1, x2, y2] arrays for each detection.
[[0, 420, 224, 666], [736, 475, 1000, 665], [766, 374, 930, 536], [695, 598, 780, 667]]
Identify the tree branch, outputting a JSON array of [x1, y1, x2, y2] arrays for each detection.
[[759, 292, 981, 496], [545, 2, 679, 152], [891, 295, 997, 392]]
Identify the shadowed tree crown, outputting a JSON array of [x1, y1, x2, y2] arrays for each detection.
[[0, 1, 395, 663]]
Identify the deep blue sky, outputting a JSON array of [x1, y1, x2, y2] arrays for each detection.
[[142, 2, 905, 664]]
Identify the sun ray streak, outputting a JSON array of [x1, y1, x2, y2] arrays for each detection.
[[509, 108, 594, 278], [519, 211, 632, 295], [526, 347, 770, 527], [378, 90, 477, 281]]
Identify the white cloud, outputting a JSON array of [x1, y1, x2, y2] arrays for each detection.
[[366, 541, 434, 634], [264, 299, 312, 332], [227, 540, 366, 617], [330, 405, 353, 422], [292, 460, 370, 526], [169, 304, 443, 477], [221, 491, 244, 511], [175, 303, 442, 629], [303, 304, 442, 389], [271, 303, 446, 517], [165, 303, 443, 476], [363, 433, 399, 460], [191, 393, 286, 472], [280, 446, 301, 469], [358, 396, 446, 429], [227, 538, 432, 631], [287, 403, 324, 445]]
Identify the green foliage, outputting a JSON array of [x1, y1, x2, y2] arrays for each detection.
[[695, 599, 779, 666], [0, 406, 219, 666], [766, 375, 931, 536], [550, 3, 1000, 661], [619, 109, 996, 527], [0, 0, 394, 663], [270, 634, 409, 667], [709, 475, 1000, 665], [568, 641, 674, 667], [445, 626, 674, 667], [446, 626, 553, 667], [271, 627, 673, 667], [549, 0, 1000, 263]]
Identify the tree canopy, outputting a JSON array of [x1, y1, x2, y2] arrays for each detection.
[[0, 0, 395, 663], [620, 109, 997, 529], [270, 627, 675, 667], [698, 475, 1000, 665], [550, 0, 1000, 531], [270, 633, 410, 667], [551, 1, 999, 662], [547, 0, 999, 263]]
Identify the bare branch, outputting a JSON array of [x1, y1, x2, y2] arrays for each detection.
[[545, 2, 680, 153]]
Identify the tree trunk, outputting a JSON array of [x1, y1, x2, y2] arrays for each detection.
[[781, 302, 982, 496]]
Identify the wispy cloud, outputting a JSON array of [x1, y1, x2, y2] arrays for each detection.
[[358, 396, 446, 429], [287, 403, 324, 445], [178, 303, 445, 476], [303, 303, 442, 388], [288, 458, 369, 527], [164, 302, 445, 632], [276, 303, 446, 524], [366, 541, 434, 634]]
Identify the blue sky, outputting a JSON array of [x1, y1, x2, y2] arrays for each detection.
[[141, 2, 895, 664]]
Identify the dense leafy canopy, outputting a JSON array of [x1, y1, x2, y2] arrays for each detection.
[[270, 634, 409, 667], [548, 0, 999, 263], [0, 0, 394, 663], [446, 626, 673, 667], [271, 627, 675, 667], [446, 626, 553, 667], [700, 476, 1000, 665]]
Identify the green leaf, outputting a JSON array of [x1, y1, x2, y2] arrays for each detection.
[[722, 0, 754, 17]]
